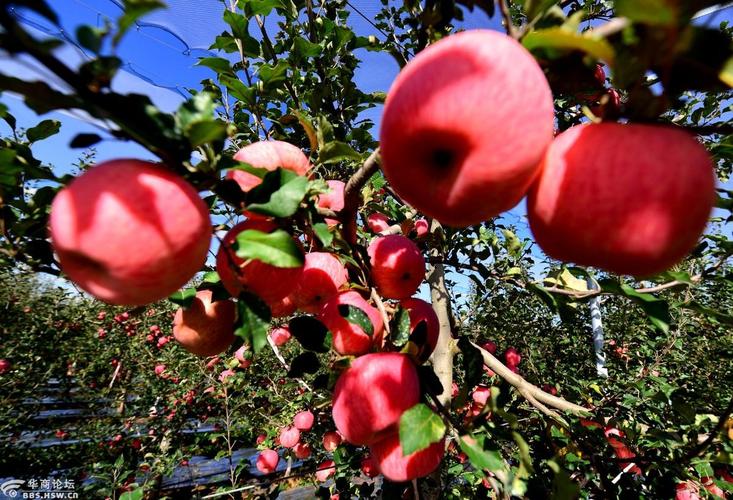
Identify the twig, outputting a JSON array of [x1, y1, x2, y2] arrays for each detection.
[[681, 395, 733, 462], [342, 149, 381, 244], [267, 334, 312, 392], [371, 288, 391, 337], [497, 0, 519, 39], [587, 17, 630, 38]]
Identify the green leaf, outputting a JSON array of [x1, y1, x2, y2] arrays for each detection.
[[390, 307, 411, 347], [288, 316, 332, 352], [312, 222, 334, 247], [721, 56, 733, 87], [459, 434, 505, 472], [288, 352, 321, 377], [169, 288, 197, 308], [76, 25, 104, 54], [202, 271, 221, 283], [259, 60, 290, 87], [293, 37, 322, 59], [69, 133, 102, 148], [196, 57, 234, 75], [240, 0, 284, 17], [220, 75, 256, 105], [115, 0, 164, 46], [235, 293, 271, 353], [599, 279, 671, 332], [223, 10, 249, 41], [0, 103, 17, 131], [338, 304, 373, 336], [120, 487, 143, 500], [234, 229, 304, 268], [246, 169, 309, 218], [522, 28, 616, 65], [615, 0, 677, 25], [399, 404, 445, 456], [186, 120, 229, 147], [319, 141, 361, 164], [26, 119, 60, 143]]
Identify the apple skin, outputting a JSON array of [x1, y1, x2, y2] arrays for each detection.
[[172, 290, 236, 357], [293, 442, 312, 459], [528, 123, 716, 277], [317, 180, 345, 226], [332, 353, 420, 445], [269, 294, 296, 318], [216, 219, 303, 304], [369, 432, 445, 482], [292, 252, 349, 313], [504, 347, 521, 368], [368, 235, 425, 299], [322, 431, 342, 451], [50, 159, 212, 305], [414, 219, 429, 238], [367, 213, 391, 233], [256, 449, 280, 474], [472, 385, 491, 406], [380, 30, 554, 227], [361, 455, 379, 478], [0, 359, 10, 374], [235, 345, 250, 367], [400, 298, 439, 363], [226, 141, 312, 192], [293, 410, 314, 431], [316, 460, 336, 482], [319, 291, 384, 356], [269, 326, 292, 347], [279, 426, 300, 448]]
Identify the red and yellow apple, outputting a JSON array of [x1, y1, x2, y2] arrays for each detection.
[[319, 291, 384, 356], [172, 290, 236, 357], [369, 432, 445, 482]]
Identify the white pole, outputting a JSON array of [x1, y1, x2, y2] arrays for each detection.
[[588, 278, 608, 378]]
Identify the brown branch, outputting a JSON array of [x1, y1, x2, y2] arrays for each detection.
[[341, 149, 381, 244], [497, 0, 519, 39], [681, 395, 733, 462], [471, 341, 590, 418], [587, 17, 630, 38]]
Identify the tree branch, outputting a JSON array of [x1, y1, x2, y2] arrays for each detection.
[[341, 149, 381, 244], [497, 0, 519, 39]]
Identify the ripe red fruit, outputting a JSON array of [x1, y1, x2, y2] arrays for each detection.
[[227, 141, 312, 192], [0, 359, 10, 375], [361, 455, 379, 478], [216, 220, 303, 304], [293, 442, 312, 459], [368, 235, 425, 299], [316, 460, 336, 482], [256, 449, 280, 474], [414, 219, 429, 238], [481, 340, 497, 354], [504, 347, 521, 368], [269, 326, 291, 347], [528, 123, 716, 277], [593, 64, 606, 85], [49, 159, 212, 305], [542, 384, 558, 396], [332, 353, 420, 445], [256, 433, 266, 445], [322, 431, 342, 451], [370, 432, 445, 482], [293, 410, 314, 431], [319, 291, 384, 356], [380, 30, 554, 227], [675, 481, 700, 500], [400, 298, 439, 363], [172, 290, 236, 357], [472, 386, 491, 406], [292, 252, 348, 313], [154, 364, 166, 376], [367, 213, 391, 233], [279, 426, 300, 448], [317, 180, 345, 226], [269, 294, 296, 318]]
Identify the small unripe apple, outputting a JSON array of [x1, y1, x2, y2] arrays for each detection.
[[528, 123, 716, 277], [368, 235, 425, 299], [322, 431, 342, 451], [173, 290, 236, 357], [332, 353, 420, 445], [270, 326, 292, 347], [216, 220, 303, 304], [279, 426, 300, 448], [319, 291, 384, 356], [50, 159, 212, 305], [400, 297, 439, 363], [293, 441, 312, 459], [367, 213, 391, 233], [317, 180, 345, 226], [316, 460, 336, 482], [369, 432, 445, 482], [292, 252, 348, 313], [256, 449, 280, 474], [227, 141, 312, 192], [293, 410, 314, 431], [380, 30, 554, 227]]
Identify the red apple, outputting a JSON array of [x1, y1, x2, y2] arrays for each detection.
[[227, 141, 312, 192], [542, 384, 558, 396], [504, 347, 521, 368], [154, 364, 166, 376], [173, 290, 236, 357], [380, 30, 554, 227], [317, 180, 345, 226], [472, 385, 491, 407], [400, 298, 439, 363], [279, 426, 300, 448], [370, 432, 445, 482], [361, 455, 379, 478], [367, 213, 391, 233], [414, 219, 429, 238], [322, 431, 342, 451], [235, 345, 250, 367], [294, 410, 315, 431], [676, 481, 701, 500], [293, 442, 312, 459], [219, 369, 235, 383], [269, 326, 292, 347], [292, 252, 348, 313], [528, 123, 716, 277], [256, 433, 267, 445], [49, 159, 212, 305], [316, 460, 336, 482], [702, 477, 726, 498], [481, 340, 497, 354], [368, 235, 425, 299], [269, 293, 296, 318], [256, 449, 280, 474], [319, 291, 384, 356], [332, 353, 420, 445], [0, 359, 11, 375], [593, 64, 606, 85], [216, 220, 303, 304]]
